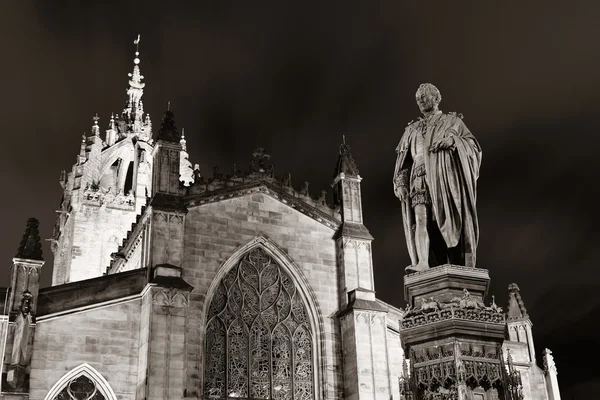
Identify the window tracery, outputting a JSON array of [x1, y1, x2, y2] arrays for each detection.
[[205, 248, 315, 400], [54, 375, 105, 400]]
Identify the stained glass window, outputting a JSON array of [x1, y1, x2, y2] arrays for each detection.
[[54, 375, 105, 400], [205, 248, 315, 400]]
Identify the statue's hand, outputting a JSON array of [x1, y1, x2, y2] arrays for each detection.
[[395, 185, 408, 200], [430, 136, 455, 152]]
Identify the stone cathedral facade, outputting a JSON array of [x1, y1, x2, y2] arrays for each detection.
[[0, 44, 561, 400]]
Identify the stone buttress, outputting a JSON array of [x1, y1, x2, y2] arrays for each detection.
[[332, 141, 395, 400], [2, 218, 44, 395]]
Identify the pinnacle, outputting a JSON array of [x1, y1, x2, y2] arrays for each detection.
[[15, 218, 43, 261], [333, 138, 360, 178], [506, 282, 529, 321], [154, 109, 181, 143]]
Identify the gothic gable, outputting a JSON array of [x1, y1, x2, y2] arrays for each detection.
[[186, 181, 341, 230]]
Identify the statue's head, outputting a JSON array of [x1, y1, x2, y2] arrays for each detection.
[[415, 83, 441, 114]]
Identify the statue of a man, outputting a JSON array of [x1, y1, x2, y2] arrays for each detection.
[[393, 83, 482, 271]]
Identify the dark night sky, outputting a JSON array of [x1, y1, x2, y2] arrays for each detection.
[[2, 1, 599, 397]]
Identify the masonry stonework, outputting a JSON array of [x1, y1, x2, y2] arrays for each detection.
[[1, 38, 560, 400]]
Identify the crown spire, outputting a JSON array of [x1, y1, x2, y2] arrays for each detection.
[[123, 34, 145, 133]]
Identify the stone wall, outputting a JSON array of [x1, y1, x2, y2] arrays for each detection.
[[29, 300, 141, 400], [68, 203, 138, 282], [386, 328, 403, 399], [504, 341, 549, 400], [181, 193, 342, 400]]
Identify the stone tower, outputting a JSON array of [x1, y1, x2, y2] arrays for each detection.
[[332, 140, 396, 400], [50, 39, 155, 285]]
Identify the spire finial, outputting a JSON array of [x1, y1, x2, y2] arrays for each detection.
[[168, 101, 171, 111], [334, 136, 359, 178], [92, 113, 100, 136], [78, 133, 87, 163], [180, 128, 187, 151], [133, 34, 141, 64], [123, 34, 145, 135]]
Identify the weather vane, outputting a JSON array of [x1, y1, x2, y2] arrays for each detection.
[[134, 34, 141, 52]]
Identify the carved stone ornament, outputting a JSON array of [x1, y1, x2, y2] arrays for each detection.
[[404, 341, 513, 400], [152, 287, 189, 308], [543, 348, 557, 375], [402, 288, 503, 329], [83, 184, 135, 209], [18, 291, 33, 317]]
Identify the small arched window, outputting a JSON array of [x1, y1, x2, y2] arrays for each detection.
[[44, 364, 117, 400], [54, 375, 105, 400], [204, 248, 315, 400]]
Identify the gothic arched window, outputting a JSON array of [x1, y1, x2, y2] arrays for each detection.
[[44, 364, 116, 400], [204, 248, 315, 400], [54, 375, 105, 400]]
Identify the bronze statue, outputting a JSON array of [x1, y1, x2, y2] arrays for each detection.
[[394, 83, 482, 272]]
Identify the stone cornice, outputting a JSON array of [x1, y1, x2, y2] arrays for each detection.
[[37, 268, 148, 317]]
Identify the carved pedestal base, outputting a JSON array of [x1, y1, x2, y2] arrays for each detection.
[[400, 265, 523, 400]]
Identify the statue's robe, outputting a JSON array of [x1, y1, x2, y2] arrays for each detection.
[[394, 112, 482, 268]]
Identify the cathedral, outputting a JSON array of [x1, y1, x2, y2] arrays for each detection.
[[0, 40, 562, 400]]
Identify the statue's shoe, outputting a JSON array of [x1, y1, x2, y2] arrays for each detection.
[[405, 264, 429, 273]]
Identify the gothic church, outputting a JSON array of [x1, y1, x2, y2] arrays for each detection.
[[0, 41, 561, 400]]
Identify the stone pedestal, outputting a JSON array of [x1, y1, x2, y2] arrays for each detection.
[[400, 265, 521, 400], [404, 264, 490, 307], [5, 364, 28, 392]]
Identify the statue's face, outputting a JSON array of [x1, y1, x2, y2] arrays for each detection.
[[415, 84, 441, 114]]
